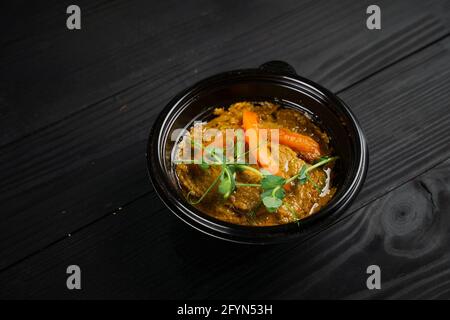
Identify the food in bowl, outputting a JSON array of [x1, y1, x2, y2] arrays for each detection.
[[173, 101, 338, 226]]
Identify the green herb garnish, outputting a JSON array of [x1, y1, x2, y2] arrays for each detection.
[[261, 175, 285, 189], [258, 175, 287, 212], [181, 137, 337, 216], [262, 196, 283, 213], [199, 162, 210, 170], [298, 165, 308, 184], [187, 172, 222, 205], [218, 166, 236, 199]]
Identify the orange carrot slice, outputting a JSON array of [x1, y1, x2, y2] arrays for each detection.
[[242, 111, 280, 175], [242, 110, 259, 131], [278, 128, 321, 162], [242, 110, 322, 170]]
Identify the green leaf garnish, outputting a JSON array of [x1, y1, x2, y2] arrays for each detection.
[[258, 175, 287, 213], [199, 162, 210, 170], [260, 189, 273, 199], [298, 165, 308, 184], [218, 166, 236, 199], [273, 187, 285, 199], [182, 137, 337, 215], [218, 174, 231, 196], [261, 175, 285, 189], [262, 196, 283, 212]]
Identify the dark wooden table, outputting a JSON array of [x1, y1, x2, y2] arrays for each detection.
[[1, 0, 449, 299]]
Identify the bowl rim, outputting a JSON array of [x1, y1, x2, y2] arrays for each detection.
[[146, 62, 369, 244]]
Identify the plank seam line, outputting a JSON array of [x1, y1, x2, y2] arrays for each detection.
[[1, 33, 450, 275], [1, 31, 450, 273], [0, 76, 152, 152], [335, 32, 450, 95], [0, 157, 448, 275], [290, 157, 450, 247], [0, 192, 151, 274], [1, 33, 449, 152]]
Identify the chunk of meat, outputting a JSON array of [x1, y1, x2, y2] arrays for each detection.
[[229, 186, 261, 213], [175, 101, 336, 226]]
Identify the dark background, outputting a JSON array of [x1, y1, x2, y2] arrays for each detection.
[[0, 0, 449, 299]]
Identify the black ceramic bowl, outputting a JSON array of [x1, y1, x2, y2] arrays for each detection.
[[147, 61, 368, 244]]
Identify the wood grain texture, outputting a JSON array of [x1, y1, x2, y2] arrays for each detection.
[[2, 34, 450, 272], [0, 159, 447, 299], [1, 1, 450, 299], [1, 1, 450, 272], [1, 0, 449, 146]]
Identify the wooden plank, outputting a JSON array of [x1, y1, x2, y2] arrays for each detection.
[[1, 0, 449, 146], [0, 0, 320, 145], [266, 159, 450, 299], [1, 25, 450, 271], [0, 158, 447, 299]]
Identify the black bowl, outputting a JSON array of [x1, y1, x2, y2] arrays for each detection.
[[147, 61, 368, 244]]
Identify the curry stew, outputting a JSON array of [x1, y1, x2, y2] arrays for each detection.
[[174, 101, 337, 226]]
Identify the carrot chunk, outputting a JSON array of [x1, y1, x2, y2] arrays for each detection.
[[242, 110, 259, 131], [242, 111, 280, 175], [243, 110, 322, 164], [278, 128, 321, 162]]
